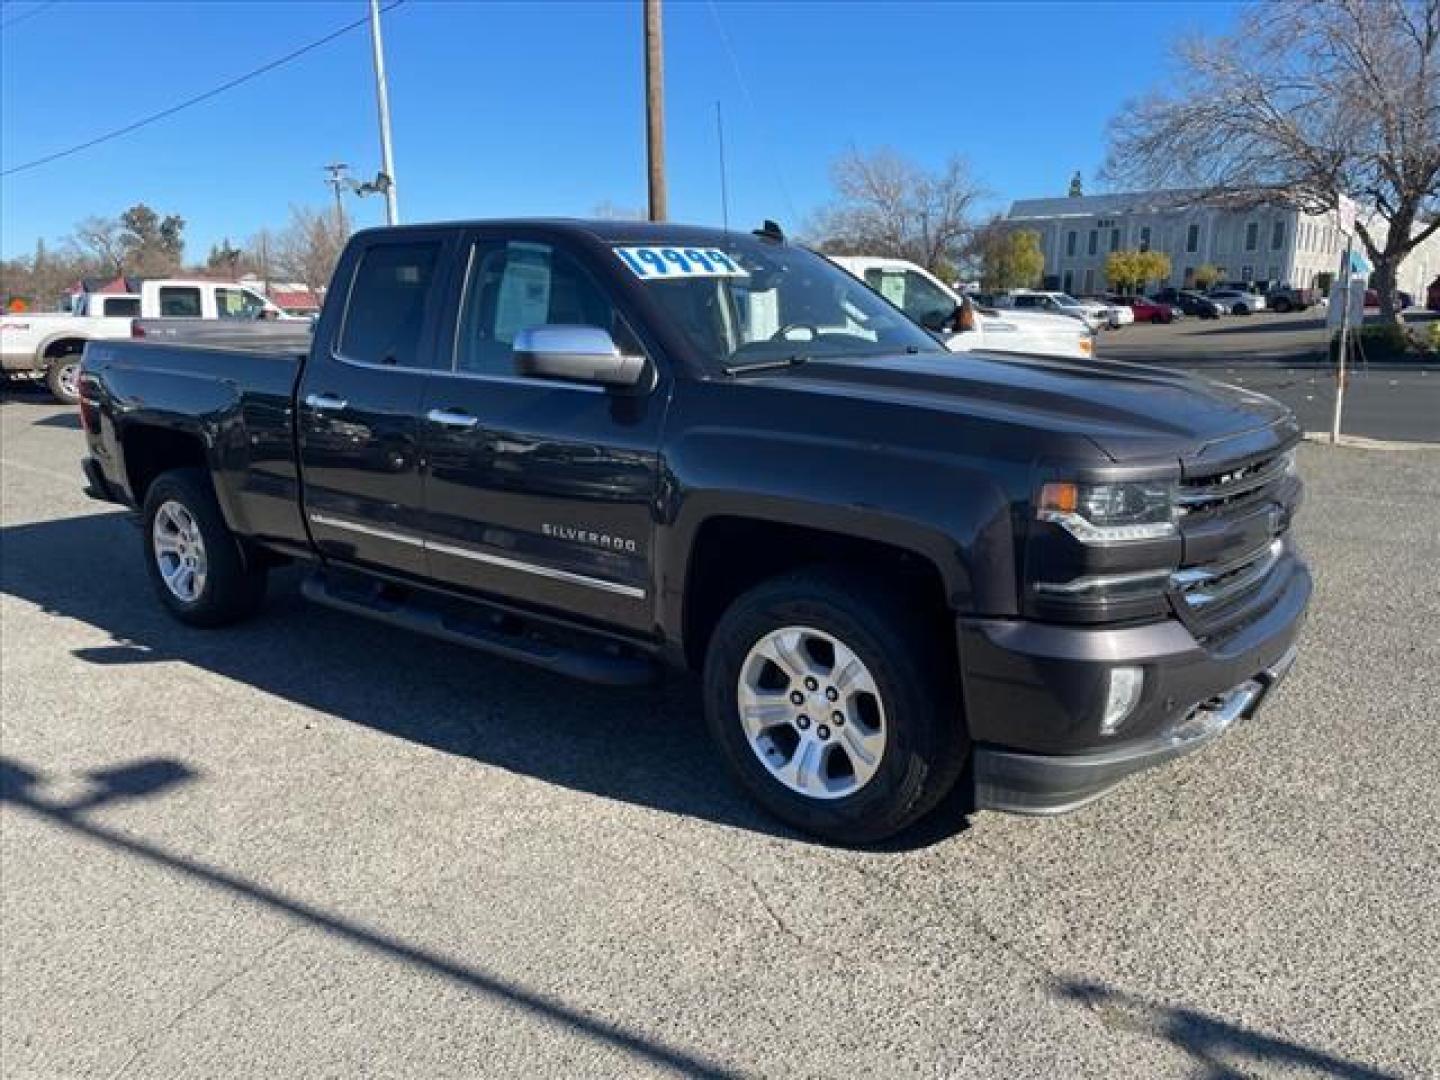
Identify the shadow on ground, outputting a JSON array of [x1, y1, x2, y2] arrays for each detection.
[[1055, 979, 1400, 1080], [0, 755, 743, 1078], [0, 510, 973, 850]]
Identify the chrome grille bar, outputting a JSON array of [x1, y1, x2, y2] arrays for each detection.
[[1172, 539, 1283, 608]]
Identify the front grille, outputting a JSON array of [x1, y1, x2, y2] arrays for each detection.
[[1172, 538, 1282, 611], [1172, 443, 1300, 640], [1178, 449, 1292, 516]]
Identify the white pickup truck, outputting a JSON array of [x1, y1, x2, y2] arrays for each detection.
[[1, 279, 299, 403], [828, 256, 1096, 361]]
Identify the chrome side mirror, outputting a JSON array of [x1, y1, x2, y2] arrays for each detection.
[[513, 325, 646, 388]]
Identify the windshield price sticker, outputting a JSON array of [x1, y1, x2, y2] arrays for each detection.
[[615, 246, 747, 280]]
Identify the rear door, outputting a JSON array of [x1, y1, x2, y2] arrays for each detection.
[[298, 230, 457, 577], [416, 229, 667, 633]]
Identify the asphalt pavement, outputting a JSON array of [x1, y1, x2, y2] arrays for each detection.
[[3, 396, 1438, 1078], [1097, 310, 1439, 444]]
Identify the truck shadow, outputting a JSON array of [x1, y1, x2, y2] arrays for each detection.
[[0, 510, 972, 850]]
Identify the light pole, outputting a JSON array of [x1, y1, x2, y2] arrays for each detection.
[[368, 0, 399, 225]]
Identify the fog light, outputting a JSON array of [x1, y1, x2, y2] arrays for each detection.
[[1102, 666, 1144, 734]]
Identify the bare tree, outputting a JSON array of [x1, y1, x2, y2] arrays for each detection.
[[273, 206, 349, 290], [813, 148, 983, 274], [70, 216, 129, 277], [1105, 0, 1439, 323]]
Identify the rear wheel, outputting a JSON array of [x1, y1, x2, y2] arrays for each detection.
[[1232, 303, 1249, 316], [1273, 298, 1292, 313], [703, 568, 968, 845], [142, 469, 267, 626], [44, 355, 81, 405]]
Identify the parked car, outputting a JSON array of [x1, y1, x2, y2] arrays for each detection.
[[1082, 297, 1134, 328], [1151, 288, 1224, 320], [1108, 295, 1177, 324], [1001, 290, 1109, 331], [1363, 288, 1404, 312], [828, 256, 1096, 361], [1264, 284, 1316, 313], [1396, 290, 1415, 310], [1208, 288, 1265, 315], [79, 217, 1311, 845], [1, 278, 300, 403]]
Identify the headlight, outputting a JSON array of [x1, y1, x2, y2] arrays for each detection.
[[1038, 480, 1177, 543]]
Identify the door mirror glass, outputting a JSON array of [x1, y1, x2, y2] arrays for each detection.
[[513, 325, 646, 387]]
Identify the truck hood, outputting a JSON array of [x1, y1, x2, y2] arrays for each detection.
[[757, 351, 1295, 462]]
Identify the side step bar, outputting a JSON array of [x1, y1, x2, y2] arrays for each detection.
[[301, 572, 658, 687]]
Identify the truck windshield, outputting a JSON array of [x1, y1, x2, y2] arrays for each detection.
[[614, 238, 944, 370]]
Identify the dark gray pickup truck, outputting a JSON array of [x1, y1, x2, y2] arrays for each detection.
[[78, 219, 1310, 843]]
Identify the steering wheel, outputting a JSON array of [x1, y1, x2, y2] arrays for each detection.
[[770, 322, 820, 342]]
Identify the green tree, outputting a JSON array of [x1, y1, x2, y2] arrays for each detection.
[[207, 238, 243, 274], [1192, 263, 1221, 289], [977, 226, 1045, 290], [119, 203, 185, 275]]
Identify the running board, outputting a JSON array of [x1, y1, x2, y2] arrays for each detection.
[[301, 572, 658, 687]]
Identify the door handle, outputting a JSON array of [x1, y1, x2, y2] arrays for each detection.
[[305, 392, 348, 411], [426, 408, 479, 430]]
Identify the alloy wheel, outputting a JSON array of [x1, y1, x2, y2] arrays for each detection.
[[736, 625, 887, 799], [152, 500, 208, 602]]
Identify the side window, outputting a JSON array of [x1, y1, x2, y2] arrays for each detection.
[[898, 271, 956, 327], [338, 241, 442, 368], [104, 297, 140, 318], [455, 240, 632, 377], [159, 287, 202, 318], [216, 287, 266, 319]]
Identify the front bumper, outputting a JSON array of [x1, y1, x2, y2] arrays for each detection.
[[961, 556, 1311, 814]]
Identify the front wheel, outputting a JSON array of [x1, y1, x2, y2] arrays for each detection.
[[142, 469, 267, 626], [1233, 303, 1250, 316], [45, 356, 81, 405], [703, 568, 968, 844]]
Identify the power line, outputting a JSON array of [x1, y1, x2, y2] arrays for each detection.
[[0, 1, 59, 32], [0, 0, 405, 178]]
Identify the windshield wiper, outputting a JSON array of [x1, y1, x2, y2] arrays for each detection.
[[723, 353, 811, 377]]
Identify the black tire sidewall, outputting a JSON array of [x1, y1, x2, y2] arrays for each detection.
[[703, 574, 963, 844], [142, 470, 263, 626]]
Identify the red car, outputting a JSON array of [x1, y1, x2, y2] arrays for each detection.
[[1110, 295, 1176, 324]]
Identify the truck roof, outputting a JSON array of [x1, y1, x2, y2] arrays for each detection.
[[350, 218, 760, 248]]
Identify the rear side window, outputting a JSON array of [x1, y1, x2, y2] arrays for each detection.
[[338, 241, 442, 368], [103, 297, 140, 317], [159, 287, 202, 318], [216, 287, 266, 320]]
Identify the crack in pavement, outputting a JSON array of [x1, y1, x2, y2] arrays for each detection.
[[105, 922, 301, 1080]]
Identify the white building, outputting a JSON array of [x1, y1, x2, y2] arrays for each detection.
[[1006, 190, 1439, 299]]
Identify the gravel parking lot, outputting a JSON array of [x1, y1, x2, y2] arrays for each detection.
[[3, 395, 1438, 1078]]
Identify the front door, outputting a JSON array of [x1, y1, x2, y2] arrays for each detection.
[[298, 233, 454, 577], [417, 233, 666, 633]]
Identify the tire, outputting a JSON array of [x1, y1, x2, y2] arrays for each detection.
[[1233, 303, 1249, 316], [44, 355, 81, 405], [702, 567, 968, 845], [142, 469, 266, 627], [1273, 298, 1292, 313]]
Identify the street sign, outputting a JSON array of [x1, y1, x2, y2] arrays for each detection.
[[1337, 194, 1358, 236]]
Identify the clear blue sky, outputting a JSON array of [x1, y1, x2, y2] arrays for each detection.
[[0, 0, 1242, 261]]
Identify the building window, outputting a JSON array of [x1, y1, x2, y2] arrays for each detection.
[[1083, 268, 1095, 294], [1062, 270, 1074, 292], [1183, 266, 1195, 285], [1087, 230, 1098, 256], [1241, 265, 1254, 281], [1139, 226, 1151, 252], [1268, 265, 1280, 281], [1110, 228, 1121, 252], [1066, 231, 1077, 257], [1272, 221, 1285, 250], [1245, 222, 1259, 251], [1186, 223, 1199, 253]]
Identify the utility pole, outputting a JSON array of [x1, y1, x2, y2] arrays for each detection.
[[644, 0, 667, 221], [1330, 195, 1358, 444], [323, 162, 350, 230], [368, 0, 400, 226]]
